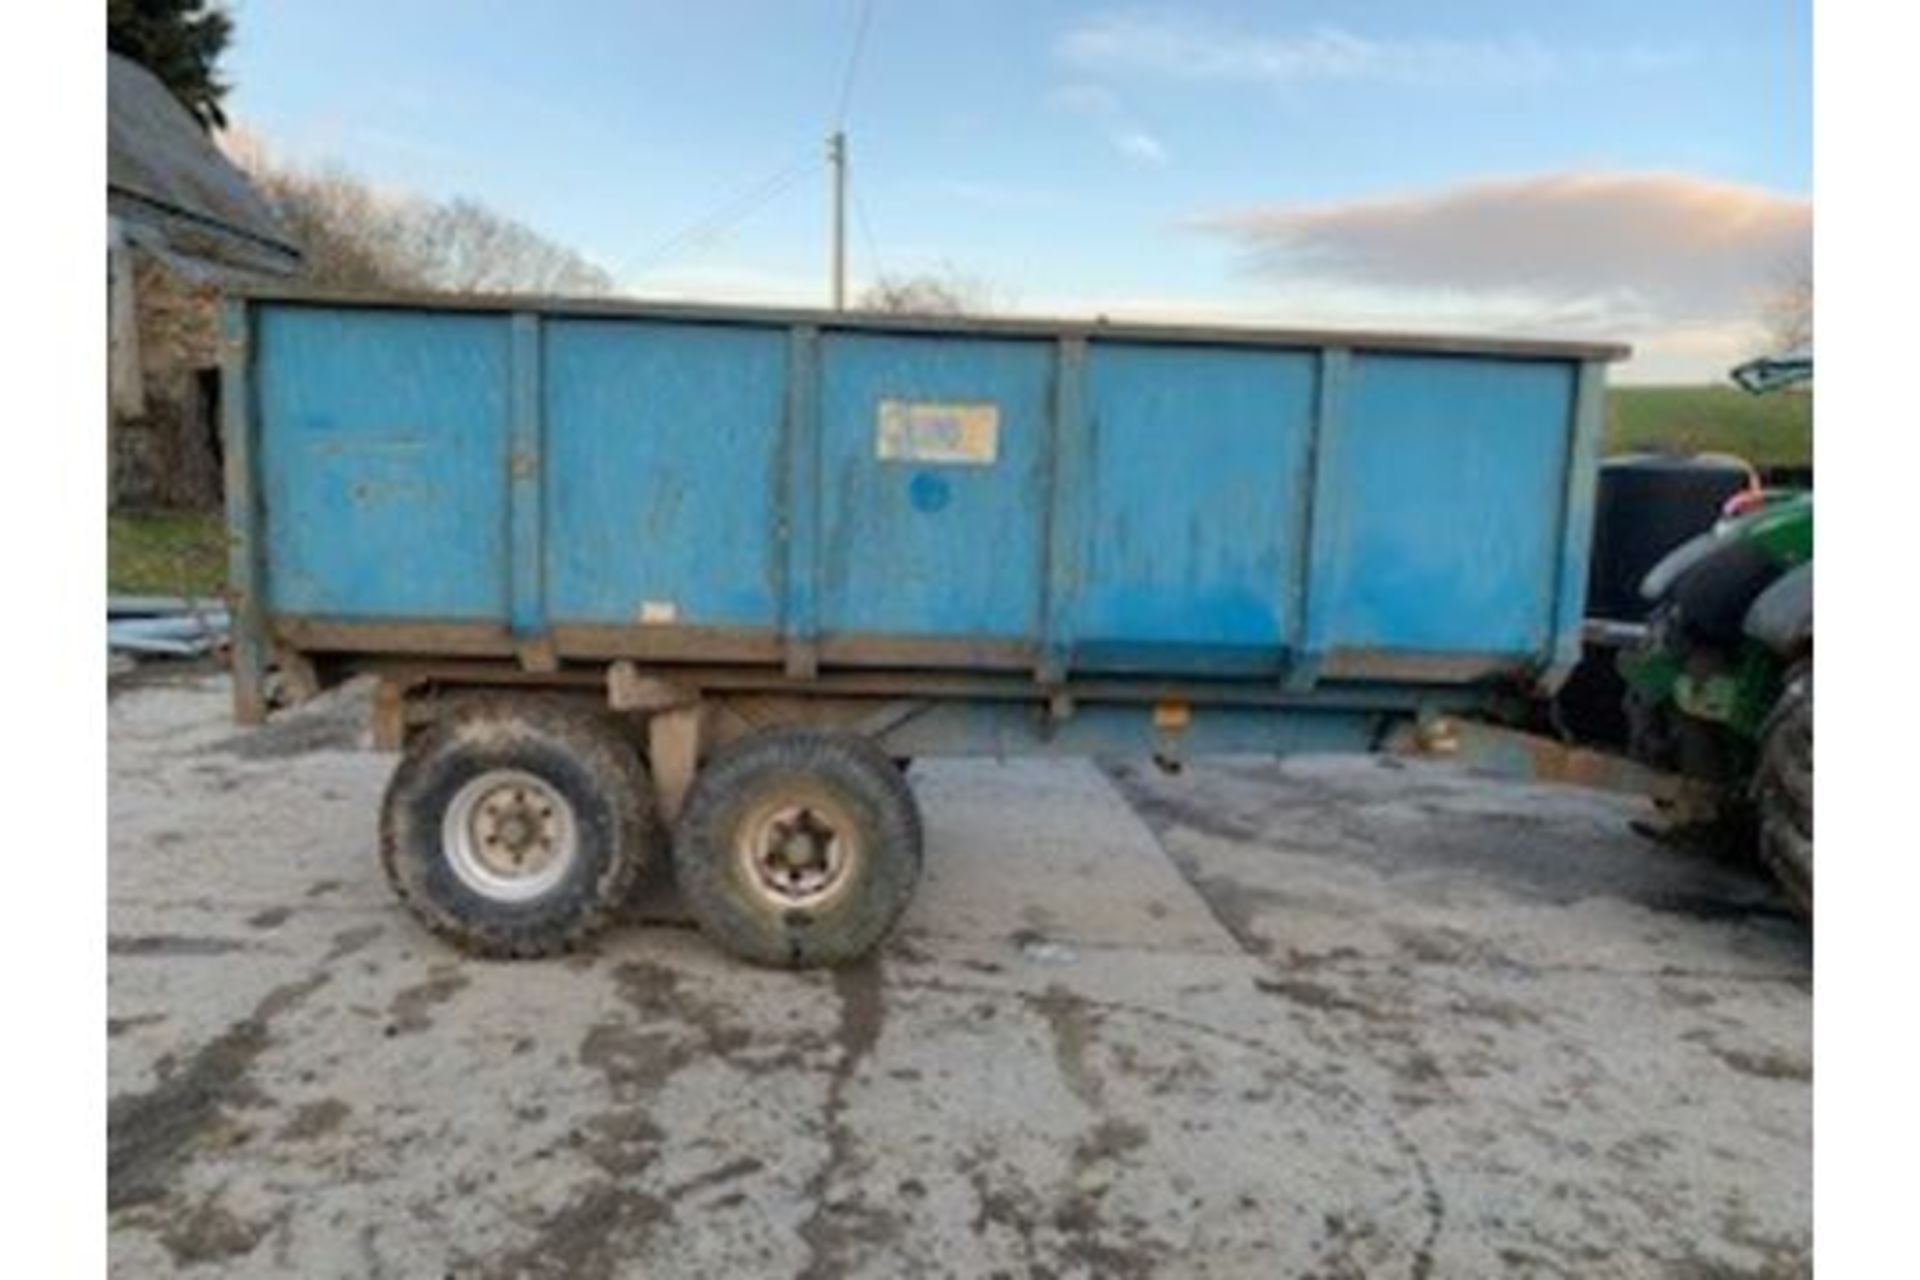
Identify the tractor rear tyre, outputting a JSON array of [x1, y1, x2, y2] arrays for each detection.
[[673, 728, 923, 968], [1753, 660, 1812, 916]]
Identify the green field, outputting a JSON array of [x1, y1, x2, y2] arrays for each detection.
[[1606, 385, 1812, 470], [108, 511, 228, 598]]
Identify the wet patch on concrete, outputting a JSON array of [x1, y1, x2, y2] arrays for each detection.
[[1033, 983, 1106, 1109], [108, 1013, 167, 1038], [576, 958, 830, 1104], [110, 934, 255, 957], [1685, 1028, 1813, 1084], [1254, 974, 1391, 1021], [108, 968, 328, 1211], [663, 1155, 765, 1203], [1072, 1116, 1149, 1167], [385, 967, 470, 1037], [574, 1110, 666, 1177], [473, 1180, 673, 1280], [1104, 756, 1804, 931], [1709, 1046, 1812, 1083], [579, 1025, 688, 1096], [956, 1146, 1171, 1280], [204, 694, 366, 760], [155, 1192, 275, 1267], [279, 1097, 351, 1141], [797, 959, 899, 1280]]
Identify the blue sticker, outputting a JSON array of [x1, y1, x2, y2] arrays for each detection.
[[909, 472, 951, 513]]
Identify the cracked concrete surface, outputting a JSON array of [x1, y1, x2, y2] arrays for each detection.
[[109, 674, 1810, 1277]]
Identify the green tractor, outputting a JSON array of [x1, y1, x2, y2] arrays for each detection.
[[1621, 354, 1813, 913]]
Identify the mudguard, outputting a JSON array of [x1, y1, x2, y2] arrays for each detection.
[[1638, 528, 1721, 604], [1744, 562, 1813, 658]]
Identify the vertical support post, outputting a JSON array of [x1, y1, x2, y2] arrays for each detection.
[[507, 312, 553, 670], [1285, 346, 1351, 692], [828, 131, 847, 311], [1038, 335, 1088, 687], [648, 704, 705, 824], [220, 297, 269, 725], [1539, 358, 1607, 691], [783, 325, 822, 678]]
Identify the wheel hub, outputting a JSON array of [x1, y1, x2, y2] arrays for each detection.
[[442, 770, 579, 902], [744, 804, 851, 905]]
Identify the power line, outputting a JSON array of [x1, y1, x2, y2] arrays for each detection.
[[623, 153, 814, 278], [626, 0, 877, 289], [833, 0, 876, 126]]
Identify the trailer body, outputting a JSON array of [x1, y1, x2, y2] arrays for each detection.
[[227, 292, 1620, 745]]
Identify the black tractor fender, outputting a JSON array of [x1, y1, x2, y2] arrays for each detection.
[[1643, 534, 1783, 647], [1744, 561, 1813, 658]]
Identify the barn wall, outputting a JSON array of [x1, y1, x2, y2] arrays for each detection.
[[110, 254, 224, 510]]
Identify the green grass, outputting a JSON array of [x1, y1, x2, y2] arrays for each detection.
[[108, 511, 228, 598], [1606, 385, 1812, 470]]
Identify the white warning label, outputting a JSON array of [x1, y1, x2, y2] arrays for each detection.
[[875, 400, 999, 465]]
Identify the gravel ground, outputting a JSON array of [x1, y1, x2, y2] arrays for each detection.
[[108, 672, 1811, 1277]]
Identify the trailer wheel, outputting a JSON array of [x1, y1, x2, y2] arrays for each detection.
[[380, 699, 660, 958], [1753, 660, 1812, 916], [673, 728, 922, 968]]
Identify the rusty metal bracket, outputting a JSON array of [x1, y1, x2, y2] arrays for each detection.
[[606, 660, 699, 713], [1381, 716, 1725, 813]]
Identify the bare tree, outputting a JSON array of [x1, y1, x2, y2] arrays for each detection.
[[245, 163, 419, 290], [859, 267, 996, 316], [225, 132, 614, 296], [1761, 251, 1813, 354], [405, 199, 615, 296]]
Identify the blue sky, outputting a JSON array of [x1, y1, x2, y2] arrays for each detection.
[[224, 1, 1811, 381]]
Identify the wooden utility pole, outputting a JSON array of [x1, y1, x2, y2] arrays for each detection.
[[828, 130, 847, 310]]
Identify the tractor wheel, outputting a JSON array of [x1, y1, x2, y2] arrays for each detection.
[[1753, 660, 1812, 916], [673, 728, 922, 968]]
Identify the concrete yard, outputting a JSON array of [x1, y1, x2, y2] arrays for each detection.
[[108, 672, 1811, 1278]]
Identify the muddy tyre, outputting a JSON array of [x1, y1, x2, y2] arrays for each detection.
[[673, 728, 922, 968], [381, 699, 660, 958], [1753, 660, 1812, 916]]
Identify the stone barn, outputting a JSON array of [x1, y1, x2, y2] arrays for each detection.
[[108, 52, 302, 511]]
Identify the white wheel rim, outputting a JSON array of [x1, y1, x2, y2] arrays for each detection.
[[441, 769, 579, 902]]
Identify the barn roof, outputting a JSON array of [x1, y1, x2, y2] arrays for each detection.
[[108, 52, 302, 277]]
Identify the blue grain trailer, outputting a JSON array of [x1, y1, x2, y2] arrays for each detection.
[[224, 289, 1626, 966]]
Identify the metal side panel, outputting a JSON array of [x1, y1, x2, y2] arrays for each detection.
[[816, 331, 1053, 642], [542, 317, 788, 629], [1317, 353, 1578, 658], [1072, 340, 1317, 674], [255, 306, 512, 620]]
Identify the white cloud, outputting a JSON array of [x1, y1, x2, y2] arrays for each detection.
[[1059, 12, 1562, 88], [1189, 172, 1809, 380], [1195, 172, 1809, 316], [1113, 130, 1167, 164], [1048, 80, 1171, 165]]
